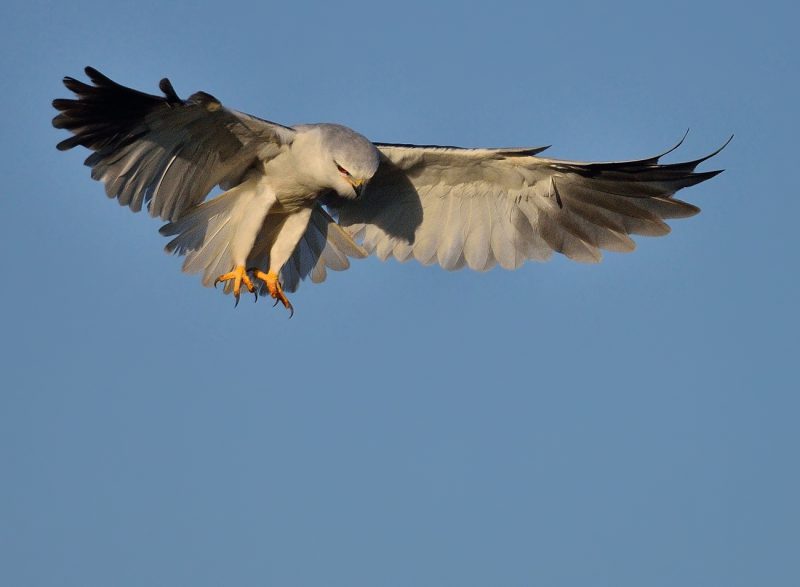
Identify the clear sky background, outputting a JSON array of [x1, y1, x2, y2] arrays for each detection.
[[1, 1, 797, 585]]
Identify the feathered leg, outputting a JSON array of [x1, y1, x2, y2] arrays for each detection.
[[249, 207, 313, 316]]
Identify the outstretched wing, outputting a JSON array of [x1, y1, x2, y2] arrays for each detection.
[[52, 67, 295, 221], [336, 137, 729, 270]]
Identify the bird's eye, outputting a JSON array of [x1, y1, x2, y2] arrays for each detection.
[[336, 162, 351, 176]]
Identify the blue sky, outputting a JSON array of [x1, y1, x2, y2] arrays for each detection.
[[1, 1, 797, 585]]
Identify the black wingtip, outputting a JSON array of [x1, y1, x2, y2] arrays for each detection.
[[53, 67, 177, 153], [51, 98, 71, 112], [84, 66, 112, 86], [697, 168, 724, 180], [714, 134, 734, 156], [704, 134, 734, 159], [650, 128, 691, 163], [527, 145, 551, 156], [684, 135, 733, 170], [159, 77, 182, 104], [56, 137, 75, 151], [62, 76, 90, 94]]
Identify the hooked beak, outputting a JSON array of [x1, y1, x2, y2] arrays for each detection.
[[349, 177, 367, 198]]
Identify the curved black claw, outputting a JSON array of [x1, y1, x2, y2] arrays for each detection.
[[269, 297, 294, 317], [231, 289, 257, 307]]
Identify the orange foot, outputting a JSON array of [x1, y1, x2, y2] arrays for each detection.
[[213, 265, 256, 307], [249, 269, 294, 317]]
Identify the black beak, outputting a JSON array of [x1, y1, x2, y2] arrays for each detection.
[[353, 182, 365, 198]]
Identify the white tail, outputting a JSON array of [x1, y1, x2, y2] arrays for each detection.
[[160, 176, 275, 287]]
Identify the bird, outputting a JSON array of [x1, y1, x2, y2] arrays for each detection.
[[53, 67, 729, 316]]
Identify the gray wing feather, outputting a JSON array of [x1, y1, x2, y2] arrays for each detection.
[[337, 138, 728, 270], [53, 67, 294, 221]]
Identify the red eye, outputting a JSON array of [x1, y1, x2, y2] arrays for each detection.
[[336, 163, 351, 176]]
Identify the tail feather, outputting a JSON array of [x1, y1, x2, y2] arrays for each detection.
[[160, 183, 253, 287], [246, 206, 367, 294]]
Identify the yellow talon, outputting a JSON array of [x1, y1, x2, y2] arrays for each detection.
[[249, 269, 294, 317], [213, 265, 256, 306]]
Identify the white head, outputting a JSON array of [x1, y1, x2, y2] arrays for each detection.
[[311, 123, 380, 199]]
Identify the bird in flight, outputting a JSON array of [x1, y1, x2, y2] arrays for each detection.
[[53, 67, 728, 315]]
